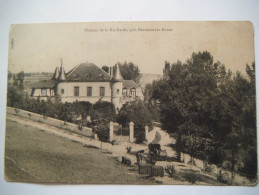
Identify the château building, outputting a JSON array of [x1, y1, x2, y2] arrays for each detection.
[[31, 61, 144, 110]]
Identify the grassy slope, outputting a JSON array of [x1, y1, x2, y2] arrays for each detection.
[[5, 119, 157, 184]]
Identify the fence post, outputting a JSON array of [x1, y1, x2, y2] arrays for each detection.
[[109, 121, 114, 142], [129, 122, 134, 142], [145, 125, 149, 140]]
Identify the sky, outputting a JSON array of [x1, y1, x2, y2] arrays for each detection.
[[8, 21, 255, 75]]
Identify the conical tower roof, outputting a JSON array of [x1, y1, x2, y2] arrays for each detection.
[[52, 67, 59, 80], [112, 64, 123, 82], [58, 61, 66, 81]]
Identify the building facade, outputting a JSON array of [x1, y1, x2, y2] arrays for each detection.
[[31, 62, 144, 110]]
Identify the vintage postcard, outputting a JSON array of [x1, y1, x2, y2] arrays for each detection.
[[5, 21, 257, 185]]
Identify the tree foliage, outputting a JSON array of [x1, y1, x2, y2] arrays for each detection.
[[117, 100, 152, 143], [102, 62, 142, 84], [117, 62, 142, 84], [7, 86, 24, 107], [90, 101, 116, 142], [101, 65, 109, 73], [147, 51, 256, 179]]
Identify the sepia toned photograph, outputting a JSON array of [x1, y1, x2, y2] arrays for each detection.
[[5, 21, 257, 185]]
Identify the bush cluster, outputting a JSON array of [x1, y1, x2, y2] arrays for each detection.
[[7, 86, 152, 143]]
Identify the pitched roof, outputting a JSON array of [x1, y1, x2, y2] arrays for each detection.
[[122, 80, 140, 89], [66, 63, 112, 82], [32, 80, 56, 89]]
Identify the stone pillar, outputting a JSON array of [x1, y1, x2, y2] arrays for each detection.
[[129, 122, 134, 142], [109, 121, 114, 142], [145, 125, 149, 140], [94, 133, 98, 140]]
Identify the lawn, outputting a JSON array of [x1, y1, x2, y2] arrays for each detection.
[[5, 119, 157, 184]]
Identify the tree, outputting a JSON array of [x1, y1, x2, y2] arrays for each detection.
[[144, 82, 161, 122], [17, 71, 25, 81], [148, 52, 256, 181], [150, 52, 230, 162], [91, 101, 116, 122], [90, 101, 116, 142], [8, 71, 12, 80], [7, 86, 24, 107], [117, 100, 152, 143], [102, 65, 109, 73], [163, 60, 171, 78], [93, 121, 110, 142], [117, 62, 142, 84], [222, 63, 257, 181], [102, 62, 142, 84], [16, 71, 25, 89]]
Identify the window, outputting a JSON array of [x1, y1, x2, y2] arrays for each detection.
[[41, 88, 47, 96], [130, 88, 136, 97], [100, 87, 105, 97], [74, 86, 79, 96], [87, 87, 92, 97], [61, 89, 64, 94], [122, 88, 127, 96], [117, 89, 120, 94]]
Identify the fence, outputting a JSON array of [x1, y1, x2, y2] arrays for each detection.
[[138, 164, 164, 177], [110, 122, 149, 143], [7, 107, 93, 137], [113, 124, 130, 142]]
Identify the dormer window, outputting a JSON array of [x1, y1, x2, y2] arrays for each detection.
[[87, 73, 92, 80], [99, 74, 104, 79], [122, 88, 127, 96], [130, 88, 136, 97]]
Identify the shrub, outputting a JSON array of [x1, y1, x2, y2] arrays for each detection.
[[183, 170, 200, 184], [93, 121, 110, 142], [88, 101, 116, 142], [165, 165, 175, 179], [7, 86, 24, 107], [117, 100, 152, 143], [134, 128, 146, 144], [91, 101, 116, 122]]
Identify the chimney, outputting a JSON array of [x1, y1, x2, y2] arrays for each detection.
[[109, 66, 114, 76]]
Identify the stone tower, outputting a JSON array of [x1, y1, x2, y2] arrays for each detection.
[[111, 64, 123, 111]]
